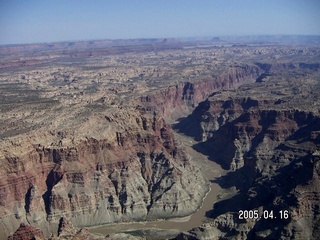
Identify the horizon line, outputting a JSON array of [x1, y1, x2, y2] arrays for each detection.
[[1, 34, 320, 47]]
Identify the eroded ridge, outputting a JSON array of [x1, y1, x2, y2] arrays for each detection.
[[176, 61, 320, 240], [1, 38, 320, 239]]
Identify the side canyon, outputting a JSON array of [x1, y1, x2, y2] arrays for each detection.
[[0, 37, 319, 239]]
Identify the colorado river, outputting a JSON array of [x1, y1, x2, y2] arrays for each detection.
[[88, 133, 225, 235]]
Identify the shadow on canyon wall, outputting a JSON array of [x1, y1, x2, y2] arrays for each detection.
[[204, 153, 318, 239], [173, 97, 320, 238]]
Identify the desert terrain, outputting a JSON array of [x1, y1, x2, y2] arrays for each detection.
[[0, 36, 319, 239]]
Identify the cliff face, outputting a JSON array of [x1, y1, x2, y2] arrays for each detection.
[[177, 153, 320, 240], [179, 97, 319, 172], [1, 63, 261, 239], [1, 110, 208, 238], [176, 85, 320, 239], [2, 39, 319, 239], [7, 223, 45, 240], [138, 65, 261, 119]]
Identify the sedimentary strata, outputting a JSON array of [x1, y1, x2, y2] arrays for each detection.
[[175, 63, 320, 239], [1, 38, 319, 239]]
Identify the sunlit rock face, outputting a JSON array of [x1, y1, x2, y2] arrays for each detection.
[[0, 107, 209, 238], [1, 38, 319, 239], [175, 63, 320, 240]]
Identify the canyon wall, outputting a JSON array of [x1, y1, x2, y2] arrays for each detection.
[[2, 64, 261, 239], [1, 110, 208, 238], [176, 89, 320, 239], [138, 65, 261, 119]]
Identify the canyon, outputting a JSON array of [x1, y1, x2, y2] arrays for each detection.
[[175, 53, 320, 239], [0, 36, 319, 239]]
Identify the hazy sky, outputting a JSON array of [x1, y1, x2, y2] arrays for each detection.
[[0, 0, 319, 45]]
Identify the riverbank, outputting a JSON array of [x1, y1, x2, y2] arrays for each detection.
[[88, 132, 229, 237]]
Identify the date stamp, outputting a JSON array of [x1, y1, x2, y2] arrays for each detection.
[[238, 209, 289, 220]]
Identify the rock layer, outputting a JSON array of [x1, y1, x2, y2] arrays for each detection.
[[0, 109, 208, 238], [175, 67, 320, 239], [138, 65, 261, 119], [1, 39, 319, 239], [7, 223, 45, 240]]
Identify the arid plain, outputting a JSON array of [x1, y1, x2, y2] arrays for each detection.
[[1, 37, 320, 239]]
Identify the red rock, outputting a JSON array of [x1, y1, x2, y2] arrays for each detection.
[[8, 223, 45, 240]]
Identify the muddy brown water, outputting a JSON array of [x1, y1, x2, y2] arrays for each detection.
[[88, 133, 225, 235]]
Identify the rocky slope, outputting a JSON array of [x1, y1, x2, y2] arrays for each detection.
[[7, 223, 45, 240], [1, 107, 209, 239], [0, 46, 265, 239], [138, 65, 261, 119], [2, 40, 319, 239], [175, 65, 320, 239]]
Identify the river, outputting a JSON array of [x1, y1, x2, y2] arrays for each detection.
[[88, 132, 226, 236]]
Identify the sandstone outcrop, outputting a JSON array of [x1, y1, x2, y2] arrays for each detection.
[[0, 108, 208, 238], [0, 40, 266, 239], [138, 65, 261, 119], [7, 223, 45, 240], [175, 64, 320, 239], [1, 38, 319, 239]]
